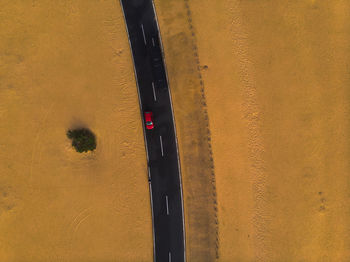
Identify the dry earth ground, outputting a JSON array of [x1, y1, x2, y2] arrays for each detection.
[[155, 0, 350, 261], [0, 1, 152, 261]]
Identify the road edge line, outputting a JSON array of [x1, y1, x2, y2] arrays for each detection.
[[118, 1, 156, 261], [151, 1, 187, 261]]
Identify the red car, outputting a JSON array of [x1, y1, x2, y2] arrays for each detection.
[[144, 111, 154, 130]]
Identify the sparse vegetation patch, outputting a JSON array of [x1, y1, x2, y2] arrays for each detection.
[[67, 128, 96, 153]]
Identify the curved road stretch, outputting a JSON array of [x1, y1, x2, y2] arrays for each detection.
[[120, 0, 186, 261]]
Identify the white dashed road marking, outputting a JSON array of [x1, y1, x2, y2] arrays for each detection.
[[141, 24, 147, 45], [152, 37, 155, 47], [160, 136, 164, 156], [152, 82, 157, 101], [165, 195, 169, 215]]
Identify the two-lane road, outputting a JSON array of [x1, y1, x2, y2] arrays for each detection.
[[120, 0, 186, 261]]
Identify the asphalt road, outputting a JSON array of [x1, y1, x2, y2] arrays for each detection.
[[120, 0, 186, 261]]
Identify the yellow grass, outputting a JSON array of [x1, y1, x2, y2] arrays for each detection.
[[0, 1, 152, 261], [156, 0, 350, 261], [2, 0, 349, 261]]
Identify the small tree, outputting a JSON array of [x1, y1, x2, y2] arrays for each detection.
[[67, 128, 96, 153]]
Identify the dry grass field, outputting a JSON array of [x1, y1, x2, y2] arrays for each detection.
[[155, 0, 350, 261], [0, 1, 152, 261], [1, 0, 350, 261]]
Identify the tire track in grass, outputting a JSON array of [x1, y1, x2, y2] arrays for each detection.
[[226, 1, 270, 261]]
